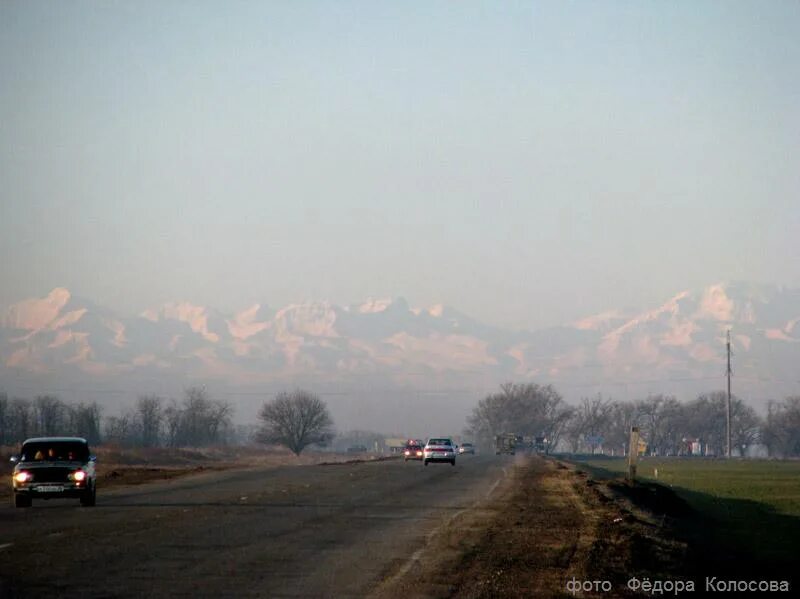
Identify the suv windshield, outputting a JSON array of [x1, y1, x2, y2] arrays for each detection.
[[21, 441, 89, 462]]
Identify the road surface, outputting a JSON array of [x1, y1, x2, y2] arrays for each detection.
[[0, 455, 508, 598]]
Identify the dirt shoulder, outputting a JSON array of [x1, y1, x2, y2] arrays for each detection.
[[375, 455, 688, 599]]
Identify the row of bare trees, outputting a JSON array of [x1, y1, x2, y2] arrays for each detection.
[[562, 392, 761, 456], [0, 393, 102, 445], [465, 383, 800, 457], [0, 387, 335, 455], [102, 387, 234, 447], [0, 388, 233, 448]]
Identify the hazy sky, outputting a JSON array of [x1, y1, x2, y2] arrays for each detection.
[[2, 1, 799, 330]]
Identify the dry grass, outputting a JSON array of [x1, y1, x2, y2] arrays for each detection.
[[374, 458, 591, 598], [374, 456, 689, 599]]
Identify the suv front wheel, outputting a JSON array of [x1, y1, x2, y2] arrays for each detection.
[[14, 494, 32, 508], [80, 482, 96, 507]]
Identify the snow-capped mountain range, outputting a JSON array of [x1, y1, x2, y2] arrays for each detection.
[[1, 283, 798, 424]]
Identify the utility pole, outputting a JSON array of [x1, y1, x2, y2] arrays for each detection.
[[726, 329, 732, 458]]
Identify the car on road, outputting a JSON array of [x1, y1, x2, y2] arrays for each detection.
[[458, 442, 475, 455], [10, 437, 97, 508], [403, 442, 424, 461], [423, 438, 457, 466]]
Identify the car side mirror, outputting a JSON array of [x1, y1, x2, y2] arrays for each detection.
[[9, 455, 19, 463], [89, 455, 97, 462]]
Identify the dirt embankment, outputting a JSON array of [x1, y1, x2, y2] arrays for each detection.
[[376, 456, 688, 599]]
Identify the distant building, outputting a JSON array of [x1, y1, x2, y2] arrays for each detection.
[[384, 438, 407, 454]]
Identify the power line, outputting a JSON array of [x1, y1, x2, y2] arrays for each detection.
[[551, 375, 722, 389]]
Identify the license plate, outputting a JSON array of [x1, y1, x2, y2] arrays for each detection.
[[37, 485, 64, 493]]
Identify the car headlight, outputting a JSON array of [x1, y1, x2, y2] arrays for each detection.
[[14, 471, 31, 483], [71, 470, 87, 482]]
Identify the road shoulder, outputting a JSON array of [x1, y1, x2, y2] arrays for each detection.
[[374, 456, 687, 598]]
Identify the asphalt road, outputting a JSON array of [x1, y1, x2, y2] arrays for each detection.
[[0, 455, 508, 598]]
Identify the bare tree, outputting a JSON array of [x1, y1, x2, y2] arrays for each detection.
[[9, 399, 33, 442], [68, 402, 102, 444], [605, 400, 639, 456], [565, 395, 614, 454], [180, 387, 210, 446], [136, 395, 164, 447], [763, 396, 800, 457], [634, 395, 684, 456], [104, 413, 134, 446], [171, 388, 233, 446], [731, 399, 761, 452], [164, 400, 182, 448], [208, 400, 233, 444], [35, 395, 66, 436], [466, 383, 573, 453], [683, 392, 759, 456], [257, 390, 334, 455]]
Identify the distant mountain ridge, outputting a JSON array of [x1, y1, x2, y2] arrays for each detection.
[[1, 283, 799, 415]]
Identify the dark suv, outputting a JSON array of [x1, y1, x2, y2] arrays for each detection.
[[10, 437, 97, 508]]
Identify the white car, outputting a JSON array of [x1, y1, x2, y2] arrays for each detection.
[[458, 442, 475, 455], [423, 438, 456, 466]]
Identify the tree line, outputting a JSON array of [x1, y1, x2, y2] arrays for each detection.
[[0, 387, 335, 456], [0, 388, 234, 448], [8, 382, 796, 458], [466, 383, 800, 458]]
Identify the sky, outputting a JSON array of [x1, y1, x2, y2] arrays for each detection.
[[2, 1, 799, 331]]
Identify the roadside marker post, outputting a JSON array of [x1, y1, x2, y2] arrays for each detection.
[[627, 427, 640, 483]]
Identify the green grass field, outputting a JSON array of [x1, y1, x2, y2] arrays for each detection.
[[574, 456, 800, 517], [572, 456, 800, 576]]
